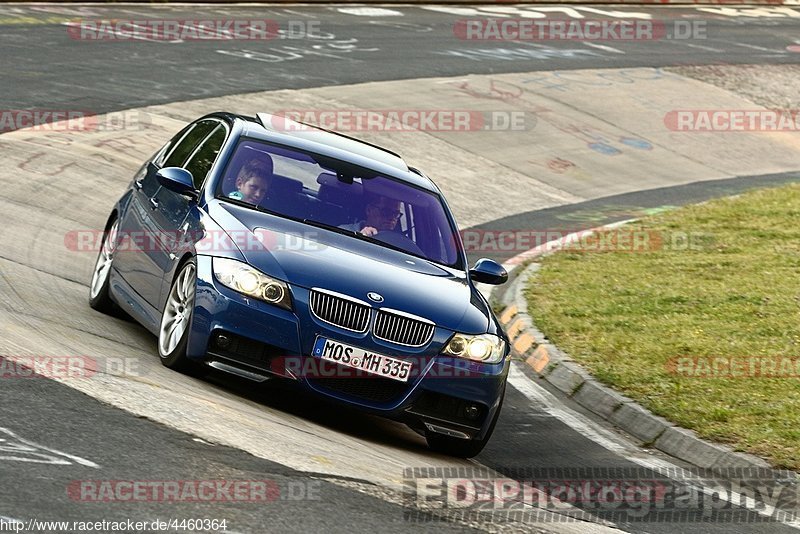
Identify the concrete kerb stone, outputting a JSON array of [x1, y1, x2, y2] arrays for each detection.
[[655, 427, 729, 468], [501, 262, 538, 310], [546, 359, 589, 396], [711, 450, 771, 470], [655, 427, 773, 470], [495, 222, 774, 471], [573, 380, 629, 421], [610, 402, 672, 444]]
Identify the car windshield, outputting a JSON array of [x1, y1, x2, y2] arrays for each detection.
[[216, 138, 462, 268]]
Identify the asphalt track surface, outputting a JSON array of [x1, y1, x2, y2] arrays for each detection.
[[2, 4, 800, 533], [2, 4, 800, 114]]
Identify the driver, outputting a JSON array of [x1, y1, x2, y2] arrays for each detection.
[[340, 193, 403, 236]]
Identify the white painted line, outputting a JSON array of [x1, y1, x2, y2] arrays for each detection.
[[697, 6, 800, 18], [281, 9, 319, 19], [0, 427, 100, 468], [582, 42, 626, 55], [574, 7, 652, 20], [730, 41, 784, 53], [508, 365, 632, 455], [477, 7, 545, 19], [674, 41, 725, 53], [421, 6, 490, 17], [0, 450, 71, 466], [508, 365, 800, 529], [421, 5, 653, 20], [533, 7, 585, 20], [336, 7, 403, 17]]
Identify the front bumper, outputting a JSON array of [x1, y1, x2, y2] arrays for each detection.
[[189, 255, 509, 439]]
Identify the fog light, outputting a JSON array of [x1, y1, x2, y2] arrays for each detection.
[[464, 404, 481, 420], [215, 333, 232, 350]]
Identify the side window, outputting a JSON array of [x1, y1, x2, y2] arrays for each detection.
[[162, 120, 217, 168], [184, 125, 227, 189], [153, 124, 193, 167]]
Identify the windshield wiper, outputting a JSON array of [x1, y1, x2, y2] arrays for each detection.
[[346, 230, 425, 259], [300, 218, 360, 238], [217, 195, 273, 213], [300, 218, 424, 261], [302, 217, 419, 258], [218, 195, 304, 221]]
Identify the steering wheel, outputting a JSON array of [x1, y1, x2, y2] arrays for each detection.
[[374, 231, 425, 256]]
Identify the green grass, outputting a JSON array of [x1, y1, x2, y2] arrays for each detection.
[[525, 184, 800, 470]]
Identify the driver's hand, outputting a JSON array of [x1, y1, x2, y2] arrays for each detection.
[[359, 226, 379, 237]]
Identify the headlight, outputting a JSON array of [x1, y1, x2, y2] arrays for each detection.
[[213, 257, 292, 310], [442, 333, 506, 364]]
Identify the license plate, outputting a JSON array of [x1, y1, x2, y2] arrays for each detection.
[[312, 337, 411, 382]]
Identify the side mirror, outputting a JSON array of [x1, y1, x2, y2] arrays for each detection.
[[469, 258, 508, 285], [156, 167, 198, 199]]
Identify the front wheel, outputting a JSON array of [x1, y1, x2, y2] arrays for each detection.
[[158, 259, 198, 372], [89, 219, 119, 314]]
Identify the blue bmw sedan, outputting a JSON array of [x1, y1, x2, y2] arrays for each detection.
[[89, 112, 510, 457]]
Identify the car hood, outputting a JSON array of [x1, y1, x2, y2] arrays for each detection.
[[207, 200, 490, 333]]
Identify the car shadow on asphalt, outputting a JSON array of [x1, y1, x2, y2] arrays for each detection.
[[197, 366, 432, 454]]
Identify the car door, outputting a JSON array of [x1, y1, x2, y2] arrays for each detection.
[[114, 119, 218, 308], [151, 121, 230, 310]]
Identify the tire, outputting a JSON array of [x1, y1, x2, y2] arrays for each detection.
[[425, 393, 504, 458], [89, 218, 119, 314], [158, 259, 199, 373]]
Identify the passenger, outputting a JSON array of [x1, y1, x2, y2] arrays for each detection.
[[229, 157, 272, 205], [340, 193, 403, 237]]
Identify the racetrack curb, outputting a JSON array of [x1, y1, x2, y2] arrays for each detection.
[[497, 221, 775, 471]]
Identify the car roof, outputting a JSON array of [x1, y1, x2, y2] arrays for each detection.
[[230, 112, 439, 193]]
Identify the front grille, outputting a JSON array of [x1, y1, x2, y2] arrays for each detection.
[[311, 375, 409, 403], [310, 289, 370, 332], [374, 309, 434, 347]]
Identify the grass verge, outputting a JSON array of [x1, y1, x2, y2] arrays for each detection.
[[525, 184, 800, 470]]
